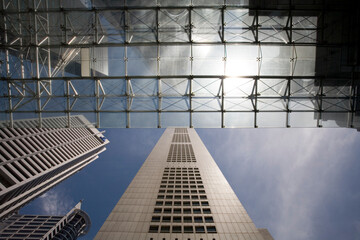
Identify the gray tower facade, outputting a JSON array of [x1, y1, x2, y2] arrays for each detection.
[[0, 116, 109, 219], [96, 128, 271, 240]]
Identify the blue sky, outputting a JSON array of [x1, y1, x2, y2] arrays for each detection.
[[21, 128, 360, 240]]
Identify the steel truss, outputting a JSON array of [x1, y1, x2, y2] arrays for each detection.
[[0, 0, 358, 128]]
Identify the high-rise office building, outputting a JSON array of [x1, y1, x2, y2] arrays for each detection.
[[0, 115, 109, 219], [96, 128, 272, 240], [0, 201, 91, 240], [0, 0, 359, 129]]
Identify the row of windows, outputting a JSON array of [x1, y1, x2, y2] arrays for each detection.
[[151, 216, 214, 223], [156, 201, 209, 206], [159, 185, 204, 189], [161, 181, 203, 185], [162, 173, 201, 177], [164, 168, 199, 173], [0, 128, 102, 186], [172, 134, 190, 143], [152, 208, 211, 214], [156, 195, 207, 201], [167, 144, 196, 163], [164, 167, 198, 171], [149, 225, 217, 234], [159, 189, 205, 194], [174, 128, 188, 134]]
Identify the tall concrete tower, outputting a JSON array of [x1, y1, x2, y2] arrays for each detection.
[[0, 116, 109, 219], [96, 128, 272, 240]]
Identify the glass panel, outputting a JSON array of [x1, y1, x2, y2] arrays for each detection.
[[257, 112, 286, 127], [100, 79, 126, 96], [159, 9, 189, 42], [108, 47, 125, 76], [292, 15, 317, 43], [130, 112, 157, 127], [258, 79, 288, 96], [193, 45, 224, 75], [291, 79, 318, 96], [224, 9, 254, 42], [257, 98, 286, 111], [161, 112, 190, 127], [162, 97, 189, 111], [192, 112, 221, 127], [322, 112, 349, 128], [128, 10, 156, 42], [258, 15, 288, 43], [130, 78, 157, 96], [161, 78, 189, 96], [293, 46, 316, 76], [127, 46, 157, 76], [226, 45, 258, 76], [290, 112, 318, 127], [100, 97, 127, 111], [192, 97, 221, 111], [100, 113, 127, 128], [160, 46, 191, 75], [130, 97, 158, 111], [224, 78, 254, 97], [40, 97, 66, 111], [192, 9, 221, 42], [260, 45, 291, 76], [224, 98, 253, 111], [224, 112, 254, 127], [192, 78, 221, 96], [158, 0, 191, 6]]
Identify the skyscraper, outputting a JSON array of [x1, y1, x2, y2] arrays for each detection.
[[96, 128, 272, 240], [0, 115, 109, 219], [0, 201, 91, 240]]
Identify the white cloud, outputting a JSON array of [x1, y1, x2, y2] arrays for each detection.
[[205, 128, 360, 240], [38, 188, 74, 215]]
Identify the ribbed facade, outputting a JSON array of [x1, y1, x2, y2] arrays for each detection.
[[95, 128, 270, 240], [0, 116, 109, 219], [0, 202, 91, 240]]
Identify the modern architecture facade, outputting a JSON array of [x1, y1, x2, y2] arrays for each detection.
[[96, 128, 271, 240], [0, 0, 359, 129], [0, 201, 91, 240], [0, 115, 109, 219]]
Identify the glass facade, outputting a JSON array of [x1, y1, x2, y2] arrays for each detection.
[[0, 0, 359, 128]]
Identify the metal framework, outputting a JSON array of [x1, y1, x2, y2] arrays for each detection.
[[0, 0, 359, 128]]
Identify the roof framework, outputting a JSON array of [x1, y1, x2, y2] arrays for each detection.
[[0, 0, 359, 128]]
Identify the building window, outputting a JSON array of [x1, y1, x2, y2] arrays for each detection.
[[184, 226, 194, 233], [205, 216, 214, 223], [196, 226, 206, 233], [194, 217, 203, 223], [173, 216, 181, 222], [173, 208, 182, 214], [183, 208, 191, 214], [154, 208, 162, 213], [163, 208, 172, 213], [172, 226, 182, 233], [149, 225, 159, 233], [183, 216, 192, 223], [201, 201, 209, 206], [156, 201, 163, 206], [162, 216, 171, 222], [160, 226, 170, 233], [203, 208, 211, 214], [151, 216, 160, 222], [193, 208, 201, 214], [207, 226, 217, 233]]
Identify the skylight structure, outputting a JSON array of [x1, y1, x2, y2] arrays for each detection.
[[1, 0, 358, 129]]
